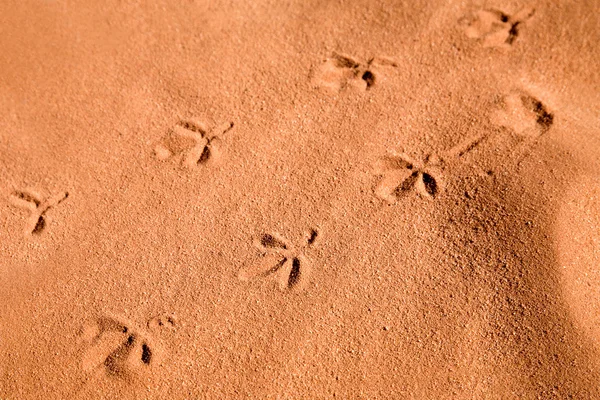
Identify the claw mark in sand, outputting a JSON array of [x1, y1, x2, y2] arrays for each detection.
[[465, 7, 535, 48], [9, 190, 68, 235], [310, 52, 398, 92], [238, 229, 319, 291], [154, 120, 234, 168]]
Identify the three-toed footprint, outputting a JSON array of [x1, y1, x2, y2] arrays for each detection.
[[373, 153, 442, 203], [464, 7, 535, 48], [80, 314, 176, 381], [238, 229, 319, 291], [8, 189, 69, 236], [153, 120, 234, 168], [310, 53, 398, 92]]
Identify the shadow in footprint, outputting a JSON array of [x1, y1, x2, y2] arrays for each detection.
[[103, 332, 152, 378], [521, 94, 554, 132]]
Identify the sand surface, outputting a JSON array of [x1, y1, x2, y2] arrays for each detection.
[[1, 0, 600, 398]]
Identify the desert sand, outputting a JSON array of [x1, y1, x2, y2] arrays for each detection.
[[1, 0, 600, 398]]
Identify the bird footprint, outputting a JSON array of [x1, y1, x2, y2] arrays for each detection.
[[373, 133, 493, 203], [9, 189, 68, 235], [81, 314, 174, 381], [465, 7, 535, 48], [492, 90, 554, 137], [154, 120, 234, 168], [374, 153, 442, 203], [238, 229, 319, 291], [310, 53, 398, 92]]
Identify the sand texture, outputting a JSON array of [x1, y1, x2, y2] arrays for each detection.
[[1, 0, 600, 398]]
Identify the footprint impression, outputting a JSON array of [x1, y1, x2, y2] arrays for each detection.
[[80, 314, 175, 381], [374, 153, 442, 202], [373, 135, 488, 203], [238, 229, 319, 291], [310, 52, 398, 92], [8, 189, 69, 235], [464, 7, 535, 48], [492, 90, 554, 138], [153, 120, 234, 168]]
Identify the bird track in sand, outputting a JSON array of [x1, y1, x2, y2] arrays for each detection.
[[80, 314, 176, 382], [374, 154, 442, 203], [310, 52, 398, 92], [8, 189, 69, 235], [374, 88, 555, 203], [492, 90, 554, 137], [238, 229, 319, 291], [373, 133, 487, 204], [464, 7, 535, 48], [492, 89, 555, 166], [154, 120, 234, 168]]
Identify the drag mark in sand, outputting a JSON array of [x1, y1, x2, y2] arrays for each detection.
[[238, 229, 319, 291], [8, 189, 69, 235], [154, 120, 234, 168], [465, 7, 535, 48], [374, 88, 555, 204]]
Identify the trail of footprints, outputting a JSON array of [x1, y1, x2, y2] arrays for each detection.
[[77, 232, 319, 384], [5, 4, 557, 385]]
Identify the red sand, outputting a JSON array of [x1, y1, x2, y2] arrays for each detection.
[[1, 1, 600, 398]]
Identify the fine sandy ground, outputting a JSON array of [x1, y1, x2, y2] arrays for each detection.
[[1, 0, 600, 398]]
